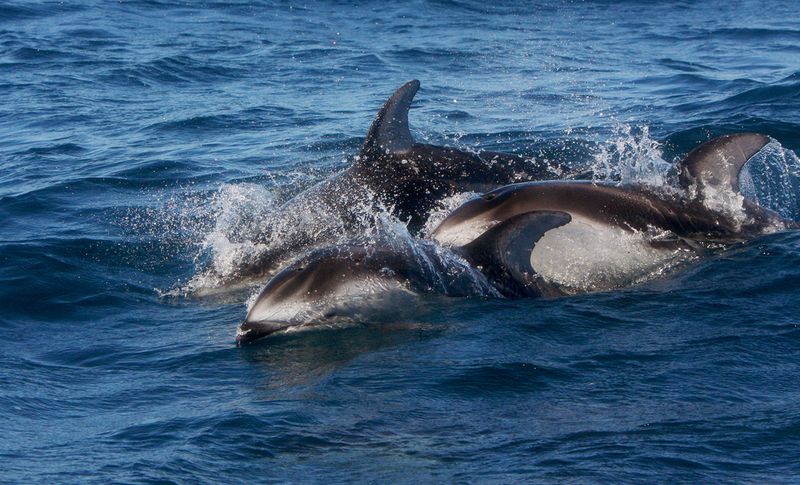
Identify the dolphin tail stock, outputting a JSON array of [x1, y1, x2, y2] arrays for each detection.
[[460, 210, 572, 297], [676, 132, 771, 200], [358, 80, 420, 161]]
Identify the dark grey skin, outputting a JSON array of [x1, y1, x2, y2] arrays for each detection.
[[457, 210, 573, 298], [236, 243, 492, 344], [349, 80, 565, 230], [222, 80, 568, 284], [433, 133, 796, 296]]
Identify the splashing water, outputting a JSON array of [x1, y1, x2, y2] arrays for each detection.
[[421, 191, 482, 239], [590, 126, 800, 225], [590, 124, 673, 187], [187, 183, 279, 292], [740, 141, 800, 220]]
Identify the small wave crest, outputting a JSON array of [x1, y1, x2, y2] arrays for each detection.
[[103, 55, 244, 87]]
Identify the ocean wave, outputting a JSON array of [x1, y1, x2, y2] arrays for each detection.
[[102, 55, 246, 87], [0, 2, 85, 22], [696, 27, 800, 41]]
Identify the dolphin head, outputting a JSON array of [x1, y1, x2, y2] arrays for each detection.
[[431, 184, 525, 247], [236, 246, 417, 345], [236, 251, 345, 344]]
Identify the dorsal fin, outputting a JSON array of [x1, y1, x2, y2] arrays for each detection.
[[359, 80, 419, 159], [677, 133, 770, 197], [461, 211, 571, 296]]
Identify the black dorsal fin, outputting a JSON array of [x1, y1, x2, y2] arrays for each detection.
[[461, 211, 571, 296], [359, 80, 419, 159], [677, 133, 770, 197]]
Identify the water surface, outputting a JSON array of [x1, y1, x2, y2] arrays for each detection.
[[2, 1, 800, 482]]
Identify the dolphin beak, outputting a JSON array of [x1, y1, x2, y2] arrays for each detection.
[[235, 320, 292, 345]]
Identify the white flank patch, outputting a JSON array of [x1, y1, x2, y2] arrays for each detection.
[[531, 217, 691, 292]]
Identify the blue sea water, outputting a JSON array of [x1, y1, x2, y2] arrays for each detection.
[[2, 0, 800, 482]]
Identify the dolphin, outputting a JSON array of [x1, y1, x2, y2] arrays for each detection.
[[432, 133, 795, 296], [214, 80, 568, 285], [347, 80, 565, 230], [236, 242, 495, 344]]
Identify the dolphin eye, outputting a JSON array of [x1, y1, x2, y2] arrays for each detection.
[[483, 193, 497, 201], [296, 266, 305, 272]]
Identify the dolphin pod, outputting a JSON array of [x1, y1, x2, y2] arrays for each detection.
[[235, 83, 796, 344]]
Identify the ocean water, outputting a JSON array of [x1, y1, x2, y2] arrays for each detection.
[[2, 0, 800, 482]]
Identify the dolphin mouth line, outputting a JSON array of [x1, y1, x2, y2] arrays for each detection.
[[236, 320, 294, 345]]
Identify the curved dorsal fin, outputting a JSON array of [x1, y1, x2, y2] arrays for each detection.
[[461, 211, 571, 296], [359, 80, 419, 159], [677, 133, 770, 197]]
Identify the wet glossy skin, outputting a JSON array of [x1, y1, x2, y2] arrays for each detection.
[[433, 181, 783, 248], [237, 243, 492, 344], [222, 81, 569, 283]]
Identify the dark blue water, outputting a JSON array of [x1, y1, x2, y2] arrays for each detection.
[[3, 1, 800, 482]]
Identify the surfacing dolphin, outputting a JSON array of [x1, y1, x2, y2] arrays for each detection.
[[348, 80, 565, 230], [236, 242, 495, 344], [432, 133, 796, 296], [217, 80, 567, 283]]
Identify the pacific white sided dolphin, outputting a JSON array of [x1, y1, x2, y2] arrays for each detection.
[[348, 80, 565, 230], [433, 133, 795, 296], [236, 243, 495, 344], [222, 80, 568, 283]]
